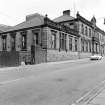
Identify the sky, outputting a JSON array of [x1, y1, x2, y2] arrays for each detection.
[[0, 0, 105, 30]]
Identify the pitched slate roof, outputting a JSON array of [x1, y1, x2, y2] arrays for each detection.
[[4, 13, 45, 32], [0, 24, 12, 33], [53, 15, 75, 23]]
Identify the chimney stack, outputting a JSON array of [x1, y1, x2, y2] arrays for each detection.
[[63, 10, 70, 16]]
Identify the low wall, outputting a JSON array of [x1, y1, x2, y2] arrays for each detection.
[[47, 49, 92, 62], [80, 52, 92, 59], [47, 50, 78, 62]]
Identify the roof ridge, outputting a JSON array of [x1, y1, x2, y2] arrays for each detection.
[[53, 15, 75, 22]]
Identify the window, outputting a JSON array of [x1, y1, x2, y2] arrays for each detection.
[[34, 33, 39, 45], [22, 35, 27, 50], [81, 24, 84, 35], [51, 31, 56, 49], [81, 39, 84, 52], [86, 41, 88, 52], [33, 33, 39, 46], [75, 38, 78, 51], [69, 36, 72, 51], [32, 29, 40, 45], [85, 26, 88, 36], [89, 28, 91, 37], [97, 33, 99, 39], [64, 34, 66, 50], [60, 33, 66, 50], [102, 35, 104, 42], [2, 35, 7, 51], [60, 33, 62, 49], [11, 36, 15, 50], [69, 23, 74, 25], [89, 41, 91, 52], [96, 43, 98, 53], [11, 33, 16, 50], [21, 31, 27, 50]]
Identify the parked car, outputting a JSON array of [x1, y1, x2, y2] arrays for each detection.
[[90, 55, 102, 60]]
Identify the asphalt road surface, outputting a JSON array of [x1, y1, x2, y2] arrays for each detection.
[[0, 58, 105, 105]]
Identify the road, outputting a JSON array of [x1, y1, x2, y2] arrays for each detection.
[[0, 58, 105, 105]]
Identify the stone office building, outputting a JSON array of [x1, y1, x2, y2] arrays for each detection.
[[0, 12, 80, 66], [54, 10, 105, 57], [0, 10, 105, 66]]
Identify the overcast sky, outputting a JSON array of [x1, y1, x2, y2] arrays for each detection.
[[0, 0, 105, 30]]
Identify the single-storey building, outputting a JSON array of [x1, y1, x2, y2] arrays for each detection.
[[0, 12, 81, 66]]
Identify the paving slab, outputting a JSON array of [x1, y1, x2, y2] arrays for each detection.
[[89, 97, 105, 105], [96, 90, 105, 98], [71, 80, 105, 105]]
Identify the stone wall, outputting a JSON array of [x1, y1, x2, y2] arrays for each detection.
[[79, 52, 92, 59], [0, 51, 19, 67], [19, 51, 31, 64], [35, 46, 47, 64], [47, 49, 78, 62], [47, 49, 92, 62]]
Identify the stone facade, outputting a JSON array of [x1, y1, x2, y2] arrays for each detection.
[[47, 50, 79, 62], [0, 11, 105, 66]]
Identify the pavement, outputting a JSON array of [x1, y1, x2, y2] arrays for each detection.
[[0, 58, 89, 71]]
